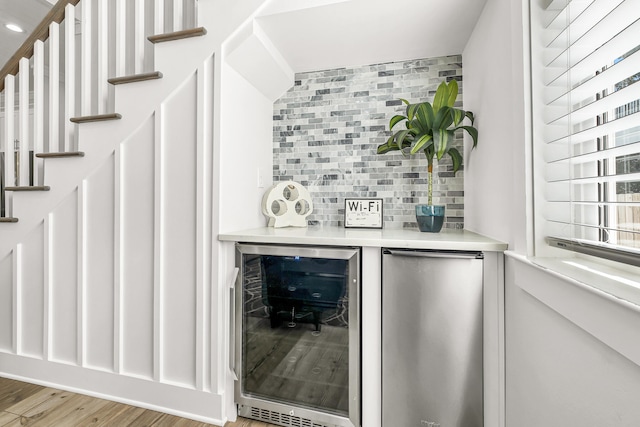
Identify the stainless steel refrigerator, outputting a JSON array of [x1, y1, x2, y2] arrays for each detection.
[[382, 248, 484, 427]]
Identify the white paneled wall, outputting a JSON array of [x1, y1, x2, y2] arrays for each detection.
[[120, 117, 155, 379], [85, 158, 116, 371], [0, 67, 218, 420], [18, 225, 46, 358], [50, 192, 79, 365], [0, 0, 281, 423], [0, 253, 12, 352], [160, 74, 198, 387]]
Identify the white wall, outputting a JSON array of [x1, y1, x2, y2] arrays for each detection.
[[464, 1, 640, 425], [0, 1, 270, 424], [11, 0, 640, 425], [0, 60, 221, 420], [506, 255, 640, 426], [462, 0, 530, 254], [218, 63, 277, 233], [214, 15, 296, 419]]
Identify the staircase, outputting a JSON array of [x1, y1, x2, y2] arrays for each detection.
[[0, 0, 201, 223], [0, 0, 301, 422], [0, 0, 237, 424]]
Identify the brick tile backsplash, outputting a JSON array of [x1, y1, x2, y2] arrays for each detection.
[[273, 55, 465, 229]]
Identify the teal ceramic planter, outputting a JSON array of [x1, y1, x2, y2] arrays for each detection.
[[415, 205, 445, 232]]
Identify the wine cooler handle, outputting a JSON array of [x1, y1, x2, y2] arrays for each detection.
[[229, 267, 239, 289], [229, 267, 239, 375]]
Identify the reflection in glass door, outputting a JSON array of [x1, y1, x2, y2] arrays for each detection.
[[235, 244, 360, 427]]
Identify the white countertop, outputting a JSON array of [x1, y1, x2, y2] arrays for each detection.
[[218, 226, 507, 252]]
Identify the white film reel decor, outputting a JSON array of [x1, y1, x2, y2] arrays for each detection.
[[261, 181, 313, 228]]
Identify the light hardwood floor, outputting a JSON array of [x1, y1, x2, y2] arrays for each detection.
[[0, 377, 278, 427]]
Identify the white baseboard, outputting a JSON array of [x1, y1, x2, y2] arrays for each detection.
[[0, 352, 225, 426]]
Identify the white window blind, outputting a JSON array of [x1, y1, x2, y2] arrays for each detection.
[[534, 0, 640, 264]]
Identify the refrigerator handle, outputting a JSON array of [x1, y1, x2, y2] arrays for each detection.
[[383, 249, 484, 260]]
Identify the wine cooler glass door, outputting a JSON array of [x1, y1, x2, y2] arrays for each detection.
[[235, 244, 360, 427]]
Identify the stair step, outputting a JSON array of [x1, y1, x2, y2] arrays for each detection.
[[148, 27, 207, 44], [36, 152, 85, 159], [70, 113, 122, 123], [5, 186, 51, 191], [108, 71, 163, 85], [0, 217, 19, 223]]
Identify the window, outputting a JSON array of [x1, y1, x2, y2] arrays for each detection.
[[531, 0, 640, 266]]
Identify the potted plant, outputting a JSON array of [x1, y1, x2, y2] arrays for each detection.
[[376, 80, 478, 232]]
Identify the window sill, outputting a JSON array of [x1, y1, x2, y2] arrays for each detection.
[[506, 251, 640, 310]]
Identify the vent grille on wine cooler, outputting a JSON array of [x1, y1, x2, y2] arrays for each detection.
[[242, 405, 332, 427]]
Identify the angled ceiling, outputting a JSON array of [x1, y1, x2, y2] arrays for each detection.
[[0, 0, 54, 70], [257, 0, 488, 73], [1, 0, 489, 83]]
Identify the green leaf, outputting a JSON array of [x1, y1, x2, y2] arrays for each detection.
[[458, 125, 479, 148], [415, 103, 434, 131], [407, 126, 420, 136], [432, 81, 448, 112], [448, 147, 463, 173], [376, 134, 398, 154], [410, 134, 433, 154], [400, 98, 410, 105], [394, 129, 412, 151], [411, 119, 424, 135], [406, 103, 418, 121], [376, 145, 391, 154], [451, 108, 464, 126], [445, 80, 458, 107], [389, 114, 407, 130], [465, 111, 475, 125], [433, 106, 454, 130], [409, 118, 422, 133], [433, 129, 454, 160]]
